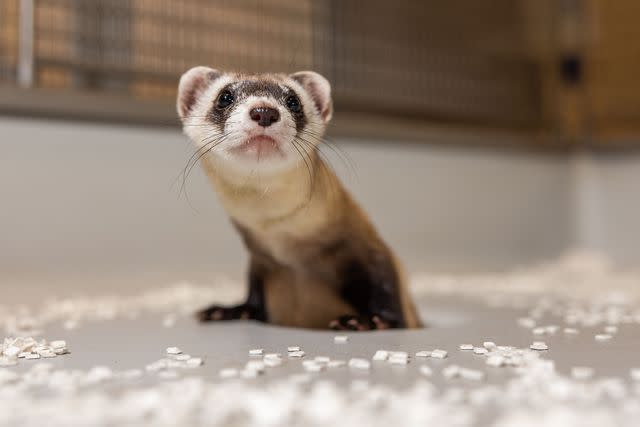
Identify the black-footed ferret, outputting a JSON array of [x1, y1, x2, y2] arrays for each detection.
[[177, 66, 421, 330]]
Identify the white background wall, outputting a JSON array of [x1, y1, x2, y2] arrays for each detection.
[[4, 116, 634, 294]]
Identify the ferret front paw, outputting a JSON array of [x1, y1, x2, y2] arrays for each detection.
[[329, 314, 392, 331], [196, 304, 266, 322]]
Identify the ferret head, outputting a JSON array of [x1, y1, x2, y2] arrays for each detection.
[[177, 67, 332, 177]]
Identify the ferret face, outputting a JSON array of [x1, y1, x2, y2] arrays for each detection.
[[177, 67, 333, 176]]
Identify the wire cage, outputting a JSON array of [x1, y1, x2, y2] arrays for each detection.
[[0, 0, 543, 127]]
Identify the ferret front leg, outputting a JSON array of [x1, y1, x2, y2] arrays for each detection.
[[329, 257, 405, 330], [196, 261, 268, 322]]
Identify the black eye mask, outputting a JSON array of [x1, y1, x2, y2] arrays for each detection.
[[207, 80, 308, 134]]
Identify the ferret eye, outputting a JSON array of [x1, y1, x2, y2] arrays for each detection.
[[286, 95, 302, 113], [217, 90, 235, 108]]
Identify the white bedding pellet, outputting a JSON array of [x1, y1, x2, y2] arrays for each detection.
[[389, 355, 409, 365], [530, 341, 549, 351], [483, 341, 497, 350], [328, 360, 346, 368], [431, 349, 448, 359], [571, 367, 594, 380], [595, 334, 612, 341], [604, 325, 618, 334], [249, 348, 264, 356], [419, 365, 433, 376], [546, 325, 559, 334], [389, 351, 408, 359], [174, 354, 191, 361], [459, 344, 474, 351], [518, 317, 536, 328], [245, 360, 265, 372], [442, 365, 460, 379], [263, 357, 282, 367], [302, 361, 324, 372], [314, 356, 331, 364], [50, 340, 66, 349], [219, 368, 238, 379], [630, 368, 640, 381], [532, 327, 546, 335], [264, 353, 282, 360], [486, 355, 506, 367], [17, 352, 29, 358], [373, 350, 389, 361], [415, 350, 431, 358], [348, 358, 371, 370], [334, 335, 349, 343], [460, 368, 485, 381], [240, 369, 261, 379], [288, 350, 305, 358], [166, 347, 182, 355], [3, 346, 20, 358], [473, 347, 488, 355], [186, 357, 203, 367], [287, 346, 301, 352], [564, 328, 579, 334]]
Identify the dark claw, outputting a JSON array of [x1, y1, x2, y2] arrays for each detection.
[[329, 314, 378, 331]]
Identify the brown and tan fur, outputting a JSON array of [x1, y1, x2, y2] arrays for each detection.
[[178, 66, 421, 330]]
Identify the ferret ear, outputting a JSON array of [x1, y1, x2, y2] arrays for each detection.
[[290, 71, 333, 123], [177, 66, 222, 120]]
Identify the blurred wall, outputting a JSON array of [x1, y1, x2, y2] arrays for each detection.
[[0, 116, 574, 292]]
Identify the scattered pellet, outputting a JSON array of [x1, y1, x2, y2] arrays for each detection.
[[334, 335, 349, 343], [249, 348, 264, 356], [546, 325, 559, 334], [595, 334, 612, 342], [50, 340, 66, 350], [442, 365, 460, 379], [532, 327, 546, 335], [219, 368, 238, 379], [264, 353, 282, 360], [431, 349, 448, 359], [630, 368, 640, 381], [459, 344, 474, 351], [571, 367, 594, 380], [486, 355, 506, 367], [302, 361, 325, 372], [186, 357, 203, 367], [473, 347, 488, 355], [419, 365, 433, 376], [483, 341, 497, 350], [530, 341, 549, 351], [263, 358, 282, 367], [373, 350, 389, 361], [288, 350, 305, 358], [348, 358, 371, 370], [517, 317, 536, 328], [415, 351, 431, 358], [245, 360, 265, 372], [564, 328, 579, 334], [174, 354, 191, 361], [460, 368, 485, 381], [389, 355, 409, 365], [328, 360, 346, 368], [604, 325, 618, 334], [287, 346, 301, 352], [166, 347, 182, 355]]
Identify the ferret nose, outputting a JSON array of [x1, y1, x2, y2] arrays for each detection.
[[249, 107, 280, 127]]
